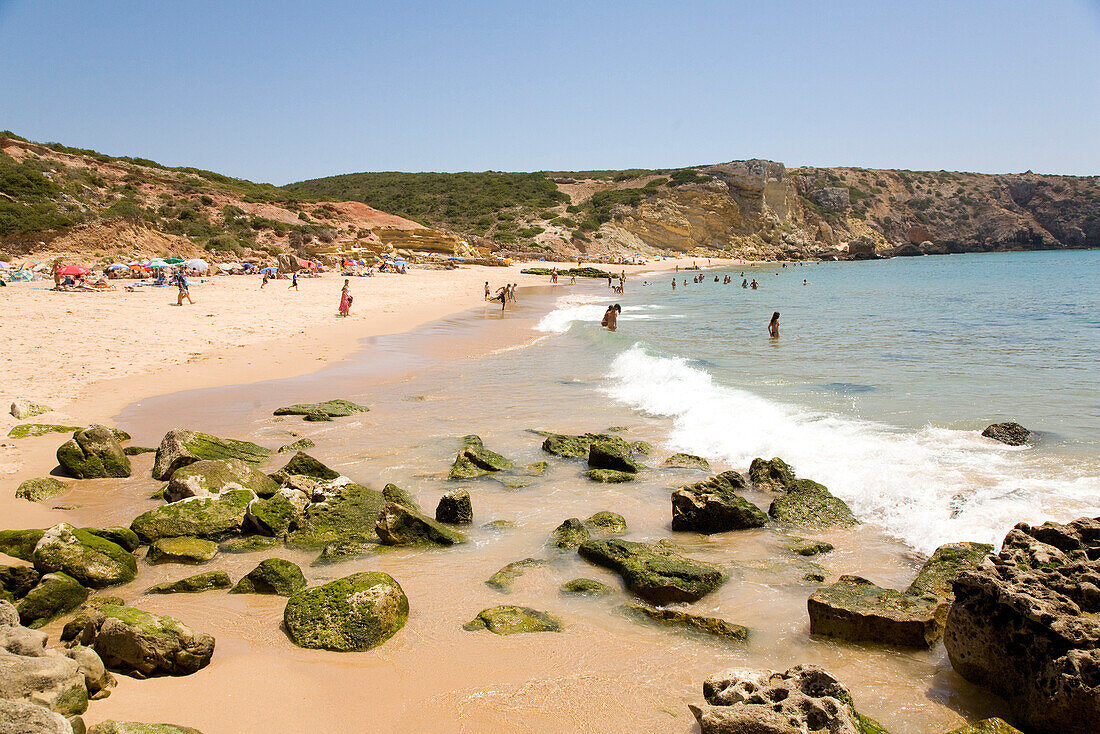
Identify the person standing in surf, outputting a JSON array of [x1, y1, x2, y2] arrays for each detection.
[[768, 311, 780, 338], [601, 304, 621, 331]]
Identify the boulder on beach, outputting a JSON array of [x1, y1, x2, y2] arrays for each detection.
[[943, 517, 1100, 734], [382, 483, 421, 512], [145, 537, 218, 565], [578, 539, 725, 605], [0, 648, 88, 716], [661, 453, 711, 471], [560, 578, 614, 596], [56, 425, 131, 479], [146, 571, 232, 595], [463, 605, 562, 635], [230, 559, 306, 596], [486, 558, 547, 592], [245, 487, 310, 536], [584, 511, 627, 534], [283, 572, 408, 651], [539, 431, 617, 458], [16, 477, 68, 503], [548, 518, 589, 550], [10, 399, 52, 420], [691, 665, 888, 734], [164, 459, 278, 502], [284, 480, 383, 550], [981, 422, 1032, 446], [151, 429, 271, 481], [0, 528, 46, 561], [768, 479, 858, 528], [269, 451, 340, 483], [32, 523, 137, 588], [623, 603, 748, 642], [218, 535, 279, 554], [375, 501, 467, 546], [672, 471, 767, 534], [808, 575, 948, 648], [18, 572, 89, 628], [449, 435, 514, 479], [130, 489, 255, 542], [273, 399, 369, 420], [87, 723, 204, 734], [0, 697, 75, 733], [585, 468, 636, 483], [277, 437, 316, 454], [81, 527, 140, 553], [1, 565, 41, 600], [435, 488, 472, 524], [748, 457, 794, 491], [75, 604, 215, 678], [588, 439, 641, 473], [60, 597, 125, 644]]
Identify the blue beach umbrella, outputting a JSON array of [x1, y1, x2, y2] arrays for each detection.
[[260, 266, 277, 274]]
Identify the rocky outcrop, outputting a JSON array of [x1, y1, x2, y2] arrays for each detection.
[[284, 480, 383, 550], [624, 603, 748, 642], [283, 572, 408, 651], [768, 479, 858, 529], [230, 559, 305, 596], [273, 399, 368, 421], [463, 606, 561, 635], [375, 501, 467, 546], [672, 471, 767, 533], [449, 435, 514, 479], [56, 425, 131, 479], [145, 537, 218, 565], [661, 453, 711, 471], [981, 422, 1031, 446], [577, 539, 725, 604], [151, 429, 271, 481], [548, 518, 589, 550], [16, 477, 68, 503], [690, 665, 888, 734], [164, 459, 278, 502], [245, 487, 309, 536], [32, 523, 136, 588], [748, 457, 794, 491], [18, 573, 88, 629], [588, 439, 641, 474], [75, 604, 215, 677], [435, 488, 472, 524], [129, 489, 255, 542], [943, 517, 1100, 734], [147, 571, 232, 594], [269, 451, 340, 483]]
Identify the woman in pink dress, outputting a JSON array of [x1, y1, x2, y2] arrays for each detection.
[[338, 279, 351, 317]]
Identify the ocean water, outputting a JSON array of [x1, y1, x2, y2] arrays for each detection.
[[535, 250, 1100, 554]]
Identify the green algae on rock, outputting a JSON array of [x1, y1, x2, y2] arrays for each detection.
[[122, 446, 157, 456], [382, 482, 421, 511], [463, 605, 562, 635], [76, 604, 215, 677], [539, 431, 618, 459], [146, 571, 231, 595], [981, 422, 1031, 446], [230, 558, 306, 596], [18, 572, 88, 628], [584, 511, 628, 534], [0, 565, 40, 599], [375, 501, 467, 546], [313, 537, 377, 566], [560, 578, 615, 596], [273, 399, 369, 420], [588, 439, 641, 473], [269, 451, 340, 483], [246, 488, 309, 537], [671, 471, 766, 534], [32, 523, 137, 588], [165, 459, 278, 502], [218, 535, 278, 554], [82, 527, 140, 553], [435, 488, 473, 524], [130, 489, 255, 542], [7, 423, 83, 439], [768, 479, 858, 528], [87, 721, 205, 734], [284, 480, 383, 550], [146, 537, 218, 565], [748, 456, 795, 491], [661, 453, 711, 471], [578, 539, 725, 605], [277, 437, 316, 454], [585, 468, 636, 483], [808, 574, 948, 648], [486, 558, 548, 592], [283, 572, 408, 651], [0, 528, 45, 561], [57, 425, 131, 479], [151, 429, 271, 481], [786, 538, 835, 556], [945, 719, 1024, 734], [548, 518, 589, 550], [16, 477, 68, 503], [629, 440, 652, 456], [905, 541, 992, 600], [623, 603, 748, 642], [449, 435, 514, 479]]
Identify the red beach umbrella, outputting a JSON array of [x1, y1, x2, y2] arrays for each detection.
[[55, 265, 91, 276]]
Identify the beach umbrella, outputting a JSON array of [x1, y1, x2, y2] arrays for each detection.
[[148, 258, 169, 268], [105, 263, 127, 270], [163, 257, 184, 264], [0, 261, 9, 269], [343, 260, 356, 267], [55, 265, 90, 276], [184, 258, 208, 271], [260, 266, 277, 274]]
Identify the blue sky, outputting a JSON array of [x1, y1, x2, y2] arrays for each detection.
[[2, 0, 1098, 183]]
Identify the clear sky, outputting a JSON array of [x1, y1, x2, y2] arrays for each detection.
[[2, 0, 1099, 184]]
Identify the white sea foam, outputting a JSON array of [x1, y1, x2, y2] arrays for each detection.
[[605, 345, 1100, 554], [536, 296, 665, 333]]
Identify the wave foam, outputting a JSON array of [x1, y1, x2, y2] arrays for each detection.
[[605, 345, 1100, 554]]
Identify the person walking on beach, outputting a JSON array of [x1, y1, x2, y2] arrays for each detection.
[[570, 273, 576, 285], [768, 311, 780, 338], [551, 268, 558, 284], [289, 272, 298, 290], [339, 279, 352, 317], [484, 281, 491, 300], [176, 272, 194, 306], [508, 284, 518, 303], [261, 271, 269, 288]]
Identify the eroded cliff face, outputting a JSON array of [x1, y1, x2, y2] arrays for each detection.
[[582, 160, 1099, 260]]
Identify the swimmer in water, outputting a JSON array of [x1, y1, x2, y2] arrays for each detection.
[[601, 304, 621, 331], [768, 311, 780, 338]]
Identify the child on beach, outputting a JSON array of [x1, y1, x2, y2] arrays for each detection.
[[176, 272, 193, 306], [339, 279, 352, 317], [484, 281, 490, 300], [289, 272, 298, 290]]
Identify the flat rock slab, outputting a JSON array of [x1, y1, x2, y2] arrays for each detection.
[[130, 489, 254, 542], [808, 575, 947, 648], [768, 479, 858, 529], [578, 539, 725, 604], [146, 537, 218, 565], [624, 603, 748, 642], [463, 605, 561, 634], [147, 571, 231, 594]]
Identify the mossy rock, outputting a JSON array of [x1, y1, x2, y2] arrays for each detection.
[[231, 558, 306, 596], [273, 399, 369, 419], [768, 479, 858, 529], [905, 541, 992, 601], [246, 489, 308, 537], [314, 538, 377, 565], [588, 439, 641, 473], [269, 451, 339, 483], [548, 518, 589, 550], [277, 438, 316, 454], [482, 519, 516, 532], [787, 538, 835, 556], [16, 477, 68, 503], [486, 558, 547, 591], [578, 538, 725, 605], [57, 424, 131, 479], [146, 537, 218, 565], [18, 572, 88, 628], [122, 446, 157, 456], [147, 571, 231, 594], [130, 489, 254, 542], [584, 511, 627, 534], [0, 528, 45, 561], [381, 482, 420, 511], [539, 431, 619, 458], [7, 423, 82, 439], [629, 440, 652, 455], [449, 435, 514, 479], [218, 535, 279, 554], [79, 604, 215, 677], [748, 457, 795, 490], [283, 571, 408, 651], [560, 578, 614, 596], [623, 603, 748, 642], [284, 481, 384, 550], [808, 574, 949, 648], [32, 523, 137, 588], [60, 596, 125, 642], [585, 469, 636, 483], [435, 488, 472, 524], [945, 719, 1024, 734], [671, 471, 765, 533], [375, 502, 467, 546], [82, 526, 140, 553], [0, 564, 40, 599], [463, 605, 562, 634], [151, 428, 272, 481], [166, 459, 278, 501], [87, 721, 204, 734], [661, 453, 711, 471]]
